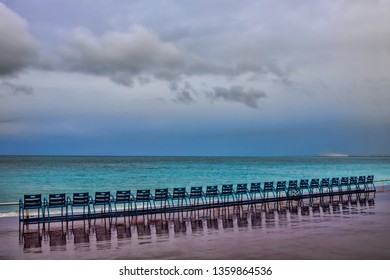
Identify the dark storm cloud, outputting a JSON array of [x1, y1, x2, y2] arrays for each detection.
[[207, 86, 267, 108], [0, 82, 34, 97], [58, 25, 290, 88], [0, 3, 38, 75]]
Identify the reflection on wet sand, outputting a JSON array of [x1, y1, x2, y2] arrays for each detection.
[[19, 193, 376, 254]]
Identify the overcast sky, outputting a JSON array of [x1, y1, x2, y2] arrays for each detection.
[[0, 0, 389, 156]]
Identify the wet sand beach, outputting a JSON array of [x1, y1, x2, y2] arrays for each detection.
[[1, 191, 389, 260]]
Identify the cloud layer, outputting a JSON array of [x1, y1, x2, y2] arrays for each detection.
[[0, 3, 38, 75]]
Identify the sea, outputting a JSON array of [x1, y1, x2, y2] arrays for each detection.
[[1, 156, 390, 259], [1, 156, 390, 217]]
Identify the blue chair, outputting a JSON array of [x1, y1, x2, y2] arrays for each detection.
[[330, 178, 340, 193], [366, 175, 375, 191], [220, 184, 235, 203], [235, 183, 249, 201], [263, 182, 275, 199], [92, 191, 112, 214], [68, 192, 91, 216], [340, 177, 349, 192], [170, 187, 188, 208], [299, 179, 310, 195], [153, 188, 170, 209], [44, 193, 67, 220], [249, 182, 261, 200], [320, 178, 330, 194], [189, 186, 204, 207], [358, 176, 366, 190], [19, 194, 44, 223], [349, 176, 358, 191], [275, 181, 287, 198], [287, 180, 299, 198], [205, 185, 220, 204], [134, 190, 153, 212], [112, 190, 133, 212], [310, 179, 320, 194]]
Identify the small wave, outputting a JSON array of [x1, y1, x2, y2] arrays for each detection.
[[0, 211, 19, 218]]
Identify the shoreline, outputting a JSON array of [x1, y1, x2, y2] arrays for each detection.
[[1, 191, 389, 260]]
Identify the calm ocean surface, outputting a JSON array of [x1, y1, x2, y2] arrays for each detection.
[[1, 156, 390, 217]]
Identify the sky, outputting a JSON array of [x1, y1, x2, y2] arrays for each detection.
[[0, 0, 389, 156]]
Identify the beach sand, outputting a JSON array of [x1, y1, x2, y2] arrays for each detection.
[[1, 191, 389, 260]]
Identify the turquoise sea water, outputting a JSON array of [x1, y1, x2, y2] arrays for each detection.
[[1, 156, 390, 217]]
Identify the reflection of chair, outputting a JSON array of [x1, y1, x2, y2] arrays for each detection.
[[45, 193, 67, 220], [155, 220, 169, 235], [72, 222, 90, 244], [23, 231, 42, 249], [191, 219, 203, 232], [173, 220, 187, 233], [136, 224, 151, 236], [20, 194, 44, 223], [49, 228, 67, 247], [95, 223, 111, 242], [116, 223, 131, 240], [68, 192, 91, 216], [207, 218, 218, 230]]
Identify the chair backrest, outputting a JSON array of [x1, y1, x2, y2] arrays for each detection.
[[154, 188, 169, 200], [321, 178, 330, 187], [205, 185, 218, 196], [340, 177, 349, 186], [349, 176, 357, 185], [48, 193, 66, 207], [172, 187, 187, 199], [24, 194, 42, 209], [190, 186, 203, 198], [310, 179, 319, 188], [221, 184, 234, 195], [358, 176, 366, 184], [94, 191, 111, 204], [236, 183, 248, 194], [299, 179, 309, 188], [249, 183, 261, 193], [136, 190, 151, 202], [331, 178, 339, 187], [288, 180, 298, 190], [367, 175, 374, 184], [115, 190, 131, 202], [72, 192, 89, 206], [263, 182, 274, 191], [276, 181, 286, 190]]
